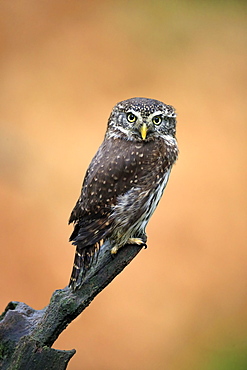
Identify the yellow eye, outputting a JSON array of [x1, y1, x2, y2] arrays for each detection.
[[152, 115, 162, 125], [127, 113, 137, 123]]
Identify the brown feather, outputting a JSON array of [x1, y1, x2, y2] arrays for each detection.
[[68, 97, 178, 290]]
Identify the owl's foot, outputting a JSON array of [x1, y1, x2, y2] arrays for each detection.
[[111, 246, 120, 255], [111, 237, 147, 255], [128, 237, 147, 248]]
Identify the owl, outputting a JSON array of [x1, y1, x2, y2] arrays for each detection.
[[69, 97, 178, 290]]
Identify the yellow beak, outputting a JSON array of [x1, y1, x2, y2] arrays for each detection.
[[140, 122, 147, 140]]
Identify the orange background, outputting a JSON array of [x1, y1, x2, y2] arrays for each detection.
[[0, 1, 247, 369]]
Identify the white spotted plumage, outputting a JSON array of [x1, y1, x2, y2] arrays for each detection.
[[69, 97, 178, 290]]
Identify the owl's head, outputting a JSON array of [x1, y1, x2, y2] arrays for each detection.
[[106, 97, 177, 142]]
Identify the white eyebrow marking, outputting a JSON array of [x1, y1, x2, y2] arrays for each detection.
[[148, 111, 164, 120], [126, 110, 142, 122]]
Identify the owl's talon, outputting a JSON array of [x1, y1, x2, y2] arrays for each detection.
[[111, 238, 146, 255], [127, 237, 145, 246], [111, 246, 119, 255]]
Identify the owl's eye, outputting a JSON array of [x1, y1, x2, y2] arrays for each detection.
[[152, 115, 162, 125], [127, 113, 137, 123]]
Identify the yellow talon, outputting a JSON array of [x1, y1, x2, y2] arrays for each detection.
[[111, 237, 146, 255], [127, 237, 144, 245], [111, 246, 119, 254]]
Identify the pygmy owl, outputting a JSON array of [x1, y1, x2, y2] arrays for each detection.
[[69, 97, 178, 290]]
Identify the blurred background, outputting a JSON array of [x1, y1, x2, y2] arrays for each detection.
[[0, 1, 247, 369]]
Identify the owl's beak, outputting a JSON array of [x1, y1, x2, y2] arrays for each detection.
[[140, 122, 147, 140]]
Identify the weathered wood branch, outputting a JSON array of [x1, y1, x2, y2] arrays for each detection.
[[0, 241, 142, 369]]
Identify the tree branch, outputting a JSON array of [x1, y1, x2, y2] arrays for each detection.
[[0, 241, 142, 369]]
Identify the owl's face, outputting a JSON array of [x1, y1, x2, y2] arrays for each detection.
[[106, 97, 177, 142]]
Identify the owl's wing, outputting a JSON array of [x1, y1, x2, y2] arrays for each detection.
[[69, 137, 168, 247]]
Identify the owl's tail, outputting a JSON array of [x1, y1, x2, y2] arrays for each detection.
[[69, 243, 99, 290]]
